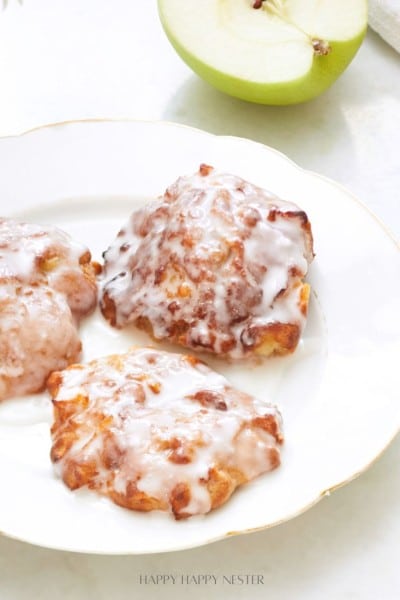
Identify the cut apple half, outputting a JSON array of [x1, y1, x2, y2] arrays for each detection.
[[158, 0, 368, 105]]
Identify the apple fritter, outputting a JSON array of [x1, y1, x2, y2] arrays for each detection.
[[48, 347, 283, 519], [0, 217, 100, 400], [100, 165, 313, 358]]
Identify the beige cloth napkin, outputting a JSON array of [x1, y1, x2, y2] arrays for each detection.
[[369, 0, 400, 53]]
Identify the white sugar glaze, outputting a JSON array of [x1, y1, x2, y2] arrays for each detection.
[[0, 218, 83, 276]]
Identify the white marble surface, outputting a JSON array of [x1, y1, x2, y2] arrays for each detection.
[[0, 1, 399, 598]]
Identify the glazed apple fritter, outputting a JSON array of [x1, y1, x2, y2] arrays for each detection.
[[100, 165, 314, 358], [48, 347, 283, 519], [0, 218, 99, 400]]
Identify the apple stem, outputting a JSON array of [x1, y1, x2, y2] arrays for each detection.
[[253, 0, 332, 56], [312, 39, 332, 56]]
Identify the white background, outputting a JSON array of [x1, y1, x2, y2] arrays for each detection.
[[0, 1, 399, 598]]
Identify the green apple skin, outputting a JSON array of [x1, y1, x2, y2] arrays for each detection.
[[158, 4, 367, 105]]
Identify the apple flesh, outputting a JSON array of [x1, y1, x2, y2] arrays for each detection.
[[158, 0, 367, 105]]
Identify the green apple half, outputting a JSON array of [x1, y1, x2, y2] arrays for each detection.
[[158, 0, 368, 105]]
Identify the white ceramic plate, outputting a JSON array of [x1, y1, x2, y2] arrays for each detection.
[[0, 120, 398, 555]]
